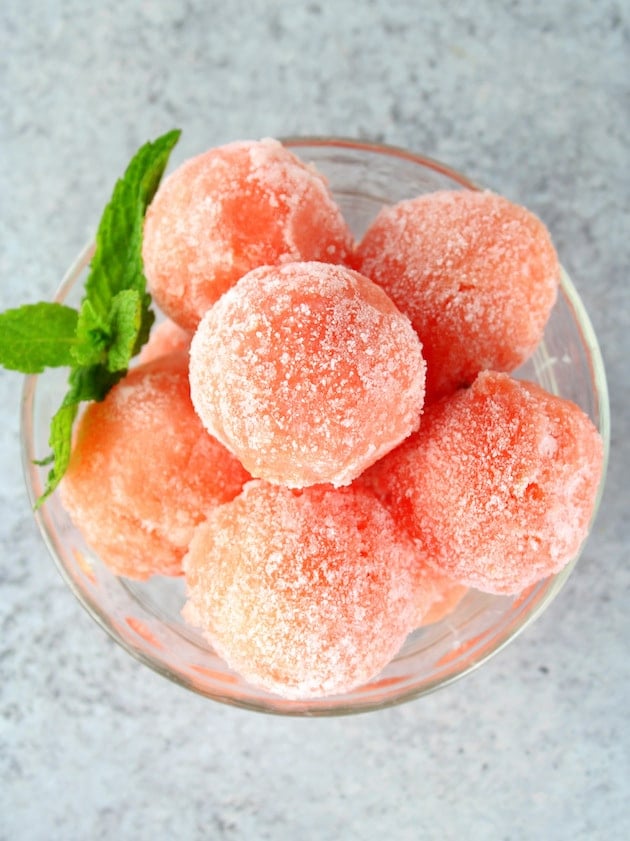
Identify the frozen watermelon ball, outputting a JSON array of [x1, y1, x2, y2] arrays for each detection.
[[365, 371, 604, 594], [412, 567, 468, 628], [142, 138, 355, 331], [61, 352, 250, 580], [189, 261, 427, 488], [354, 190, 561, 399], [182, 481, 417, 700], [137, 318, 192, 365]]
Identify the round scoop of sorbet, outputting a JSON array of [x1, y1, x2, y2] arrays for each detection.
[[182, 481, 416, 700], [142, 138, 355, 331], [413, 568, 468, 627], [354, 190, 560, 399], [365, 371, 604, 594], [137, 319, 192, 365], [189, 261, 426, 488], [61, 352, 250, 580]]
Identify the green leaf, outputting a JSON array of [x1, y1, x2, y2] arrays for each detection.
[[107, 289, 143, 372], [72, 298, 110, 367], [0, 303, 79, 373], [0, 129, 182, 505], [132, 292, 156, 356], [26, 128, 181, 505], [85, 129, 181, 315], [65, 363, 123, 405], [35, 400, 78, 507]]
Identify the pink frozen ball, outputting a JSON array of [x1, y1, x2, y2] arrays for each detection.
[[137, 319, 192, 365], [412, 566, 468, 627], [183, 481, 417, 699], [189, 261, 426, 488], [354, 190, 560, 400], [365, 371, 604, 594], [61, 352, 250, 579], [142, 138, 355, 331]]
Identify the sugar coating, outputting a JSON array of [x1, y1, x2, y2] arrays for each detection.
[[364, 371, 604, 594], [354, 190, 560, 399], [142, 138, 355, 331], [189, 261, 427, 488], [61, 352, 250, 580], [182, 481, 417, 699], [137, 319, 192, 365]]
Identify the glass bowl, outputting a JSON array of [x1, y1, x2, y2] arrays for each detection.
[[20, 138, 610, 716]]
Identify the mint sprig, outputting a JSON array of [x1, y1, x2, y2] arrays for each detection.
[[0, 129, 181, 506]]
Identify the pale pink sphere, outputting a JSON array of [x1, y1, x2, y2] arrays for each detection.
[[354, 190, 560, 400], [183, 481, 417, 699], [365, 371, 604, 594], [61, 352, 250, 579], [189, 261, 426, 488], [142, 138, 355, 331], [137, 319, 192, 365], [412, 566, 468, 627]]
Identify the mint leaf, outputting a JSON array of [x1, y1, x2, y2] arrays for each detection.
[[35, 401, 79, 508], [14, 128, 182, 505], [72, 298, 110, 367], [107, 289, 143, 372], [85, 129, 181, 317], [65, 363, 123, 405], [0, 303, 79, 373], [132, 291, 155, 356]]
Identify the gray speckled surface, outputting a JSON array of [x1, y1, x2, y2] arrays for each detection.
[[1, 2, 629, 839]]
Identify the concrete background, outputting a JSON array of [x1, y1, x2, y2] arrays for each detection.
[[1, 2, 628, 839]]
